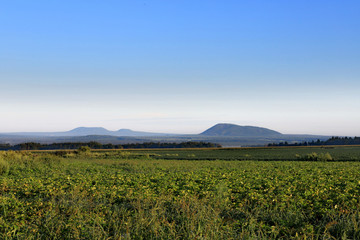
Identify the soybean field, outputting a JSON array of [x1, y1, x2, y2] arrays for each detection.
[[1, 146, 360, 239]]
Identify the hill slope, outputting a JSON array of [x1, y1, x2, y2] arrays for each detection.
[[200, 123, 282, 137], [66, 127, 112, 136], [1, 127, 174, 137]]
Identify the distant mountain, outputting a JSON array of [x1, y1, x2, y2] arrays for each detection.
[[0, 124, 333, 147], [1, 127, 174, 137], [67, 127, 171, 137], [115, 129, 170, 137], [200, 123, 282, 137], [66, 127, 112, 136]]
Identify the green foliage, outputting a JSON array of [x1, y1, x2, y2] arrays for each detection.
[[1, 148, 360, 239], [297, 152, 334, 161], [135, 146, 360, 161], [76, 146, 91, 154], [0, 157, 9, 175]]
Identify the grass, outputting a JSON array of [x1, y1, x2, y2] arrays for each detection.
[[1, 147, 360, 239]]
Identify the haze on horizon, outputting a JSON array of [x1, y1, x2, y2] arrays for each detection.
[[1, 1, 359, 136]]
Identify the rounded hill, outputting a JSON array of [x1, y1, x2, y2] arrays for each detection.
[[200, 123, 282, 137]]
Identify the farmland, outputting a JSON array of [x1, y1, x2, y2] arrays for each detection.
[[1, 146, 360, 239]]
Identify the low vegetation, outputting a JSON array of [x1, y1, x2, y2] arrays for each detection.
[[296, 152, 334, 161], [1, 146, 360, 239], [0, 141, 221, 151]]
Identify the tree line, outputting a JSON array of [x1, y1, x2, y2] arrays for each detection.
[[0, 141, 221, 151], [268, 136, 360, 147]]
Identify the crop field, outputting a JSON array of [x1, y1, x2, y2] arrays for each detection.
[[1, 146, 360, 239]]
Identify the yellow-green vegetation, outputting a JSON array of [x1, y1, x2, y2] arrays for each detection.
[[1, 147, 360, 239]]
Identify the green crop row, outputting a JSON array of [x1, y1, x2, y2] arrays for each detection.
[[1, 148, 360, 239]]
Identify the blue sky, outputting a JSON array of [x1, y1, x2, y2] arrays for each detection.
[[1, 0, 360, 135]]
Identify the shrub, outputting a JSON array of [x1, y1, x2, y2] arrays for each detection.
[[76, 146, 91, 155], [297, 152, 333, 161], [53, 150, 69, 157], [319, 152, 333, 161]]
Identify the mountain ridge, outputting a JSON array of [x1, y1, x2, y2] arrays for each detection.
[[0, 124, 282, 137], [0, 127, 171, 137], [0, 124, 331, 147]]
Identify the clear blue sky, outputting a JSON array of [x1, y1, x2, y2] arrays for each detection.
[[1, 0, 360, 135]]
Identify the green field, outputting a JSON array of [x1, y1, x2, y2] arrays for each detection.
[[1, 146, 360, 239], [131, 145, 360, 161]]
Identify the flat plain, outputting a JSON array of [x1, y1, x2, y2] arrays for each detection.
[[1, 146, 360, 239]]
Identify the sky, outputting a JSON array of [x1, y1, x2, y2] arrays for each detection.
[[1, 0, 360, 135]]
